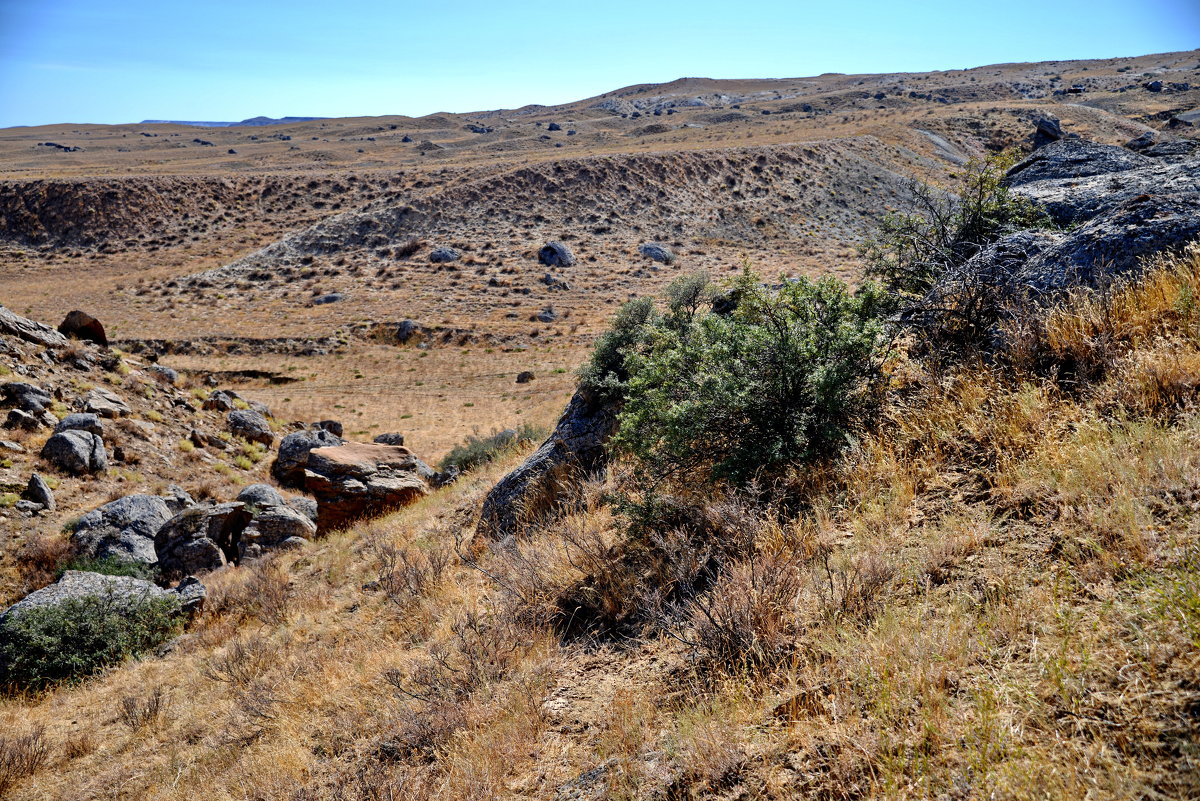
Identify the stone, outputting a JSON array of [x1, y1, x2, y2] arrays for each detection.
[[82, 387, 130, 418], [22, 473, 54, 512], [541, 273, 570, 291], [189, 427, 228, 450], [5, 409, 47, 431], [373, 432, 405, 446], [516, 371, 535, 384], [2, 382, 52, 414], [0, 439, 25, 453], [315, 420, 344, 437], [58, 310, 108, 347], [430, 246, 461, 263], [1005, 139, 1152, 188], [272, 427, 344, 488], [0, 571, 177, 624], [0, 305, 68, 349], [638, 243, 675, 264], [155, 503, 252, 579], [1032, 116, 1064, 148], [538, 241, 576, 268], [239, 505, 317, 557], [1011, 156, 1200, 226], [41, 430, 107, 475], [1145, 80, 1163, 92], [547, 122, 562, 131], [202, 390, 239, 411], [147, 365, 179, 385], [312, 293, 345, 305], [396, 319, 420, 344], [71, 494, 176, 565], [228, 409, 274, 446], [54, 412, 103, 437], [302, 443, 430, 532], [236, 483, 286, 510], [14, 500, 43, 515], [478, 387, 620, 539], [287, 496, 319, 523], [535, 306, 559, 323], [173, 576, 207, 616]]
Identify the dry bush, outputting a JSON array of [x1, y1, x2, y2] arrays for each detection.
[[366, 534, 451, 611], [118, 686, 170, 731], [12, 532, 72, 595], [596, 689, 655, 797], [204, 632, 282, 685], [0, 726, 48, 796], [245, 558, 293, 625], [395, 238, 425, 259]]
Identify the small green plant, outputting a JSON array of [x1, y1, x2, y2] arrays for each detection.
[[439, 423, 546, 473], [56, 555, 156, 581], [0, 493, 18, 508], [178, 439, 195, 453], [0, 593, 181, 689]]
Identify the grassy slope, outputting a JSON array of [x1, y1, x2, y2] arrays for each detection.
[[4, 249, 1200, 799]]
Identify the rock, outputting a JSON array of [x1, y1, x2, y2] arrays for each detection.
[[287, 496, 319, 523], [236, 483, 285, 510], [0, 571, 177, 624], [373, 432, 405, 446], [147, 365, 179, 385], [638, 243, 675, 264], [41, 430, 107, 475], [161, 485, 195, 514], [228, 409, 274, 446], [71, 494, 176, 565], [312, 293, 345, 305], [54, 412, 103, 437], [2, 382, 52, 414], [547, 122, 562, 131], [538, 241, 576, 268], [302, 443, 430, 532], [429, 246, 461, 263], [22, 473, 54, 512], [272, 427, 344, 488], [541, 273, 570, 291], [1138, 140, 1199, 161], [189, 428, 227, 450], [0, 439, 25, 453], [315, 420, 344, 437], [82, 387, 130, 418], [477, 387, 619, 539], [240, 505, 317, 557], [202, 390, 239, 411], [173, 576, 207, 616], [5, 409, 49, 431], [535, 306, 559, 323], [155, 503, 252, 579], [396, 319, 420, 344], [58, 310, 108, 347], [1032, 116, 1064, 148], [0, 305, 68, 349], [1005, 139, 1152, 187], [1145, 80, 1163, 92], [14, 500, 43, 515], [401, 135, 413, 143], [1170, 108, 1200, 128], [516, 371, 535, 384]]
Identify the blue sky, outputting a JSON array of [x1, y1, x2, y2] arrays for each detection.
[[0, 0, 1196, 127]]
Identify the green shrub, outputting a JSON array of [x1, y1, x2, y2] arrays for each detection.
[[0, 593, 181, 690], [578, 296, 659, 403], [859, 150, 1048, 300], [605, 270, 888, 485], [439, 423, 546, 473], [55, 555, 156, 582]]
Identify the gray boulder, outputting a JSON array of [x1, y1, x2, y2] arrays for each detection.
[[155, 503, 252, 580], [1032, 116, 1065, 148], [228, 409, 273, 446], [287, 496, 319, 523], [82, 387, 130, 418], [22, 473, 55, 512], [236, 483, 286, 510], [638, 243, 675, 264], [477, 387, 619, 539], [41, 430, 107, 475], [2, 382, 52, 414], [429, 247, 461, 263], [373, 432, 405, 446], [1005, 139, 1152, 187], [0, 571, 176, 624], [147, 365, 179, 385], [5, 409, 53, 431], [202, 390, 239, 411], [0, 306, 68, 349], [54, 412, 103, 437], [239, 505, 317, 559], [272, 427, 344, 488], [538, 241, 576, 267], [71, 494, 176, 565]]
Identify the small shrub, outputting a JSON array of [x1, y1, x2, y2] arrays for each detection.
[[119, 686, 170, 731], [56, 555, 156, 582], [0, 593, 181, 689], [0, 726, 48, 795], [439, 423, 545, 473]]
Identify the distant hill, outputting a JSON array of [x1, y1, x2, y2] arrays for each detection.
[[138, 116, 325, 128]]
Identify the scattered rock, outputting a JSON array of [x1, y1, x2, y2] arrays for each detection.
[[55, 412, 103, 437], [287, 496, 319, 523], [535, 306, 559, 323], [2, 382, 52, 414], [202, 389, 239, 411], [22, 473, 55, 512], [147, 365, 179, 385], [302, 443, 430, 532], [430, 246, 461, 263], [173, 576, 207, 616], [373, 432, 405, 446], [541, 273, 570, 291], [58, 310, 108, 347], [638, 243, 675, 264], [82, 387, 130, 418], [41, 430, 108, 475], [312, 293, 345, 305], [72, 494, 176, 564], [315, 420, 344, 437], [478, 387, 619, 539], [547, 122, 562, 132], [1032, 116, 1065, 148], [5, 409, 51, 431], [236, 483, 285, 510], [396, 319, 420, 344], [538, 241, 576, 268], [272, 427, 344, 488], [189, 427, 227, 450], [227, 409, 274, 446]]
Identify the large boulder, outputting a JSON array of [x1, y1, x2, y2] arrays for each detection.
[[538, 241, 576, 268], [155, 503, 252, 580], [0, 305, 68, 348], [228, 409, 273, 446], [477, 387, 619, 540], [1005, 139, 1152, 187], [236, 483, 286, 510], [2, 382, 53, 414], [71, 494, 177, 565], [638, 243, 675, 264], [429, 246, 461, 263], [239, 505, 317, 559], [54, 412, 104, 437], [302, 443, 430, 532], [41, 430, 107, 475], [0, 571, 204, 624], [58, 310, 108, 347], [272, 427, 344, 488], [81, 387, 130, 418]]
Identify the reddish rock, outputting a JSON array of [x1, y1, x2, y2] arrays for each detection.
[[58, 310, 108, 347]]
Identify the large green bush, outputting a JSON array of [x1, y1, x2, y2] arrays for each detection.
[[597, 270, 888, 485], [0, 593, 181, 690]]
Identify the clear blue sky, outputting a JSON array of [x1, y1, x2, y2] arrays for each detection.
[[1, 0, 1196, 127]]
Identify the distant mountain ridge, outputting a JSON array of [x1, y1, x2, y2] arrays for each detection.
[[137, 116, 324, 128]]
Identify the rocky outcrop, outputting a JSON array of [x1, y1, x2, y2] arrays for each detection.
[[477, 388, 619, 540], [638, 243, 675, 264], [155, 502, 252, 579], [71, 494, 181, 565], [1005, 139, 1152, 187], [0, 306, 68, 349], [41, 430, 108, 475], [2, 382, 53, 414], [227, 409, 273, 446], [239, 505, 317, 559], [54, 412, 104, 437], [0, 571, 204, 623], [272, 427, 344, 488], [429, 246, 460, 263], [302, 443, 430, 532], [58, 310, 108, 347], [82, 387, 130, 418]]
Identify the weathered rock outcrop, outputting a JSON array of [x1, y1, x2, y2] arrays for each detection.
[[302, 443, 430, 532], [58, 310, 108, 347], [0, 306, 68, 349], [228, 409, 273, 446], [538, 241, 576, 267], [54, 412, 104, 437], [272, 427, 344, 488], [1005, 139, 1152, 187], [72, 494, 181, 565], [81, 387, 130, 418], [0, 571, 204, 623], [155, 502, 252, 579], [477, 388, 619, 540]]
